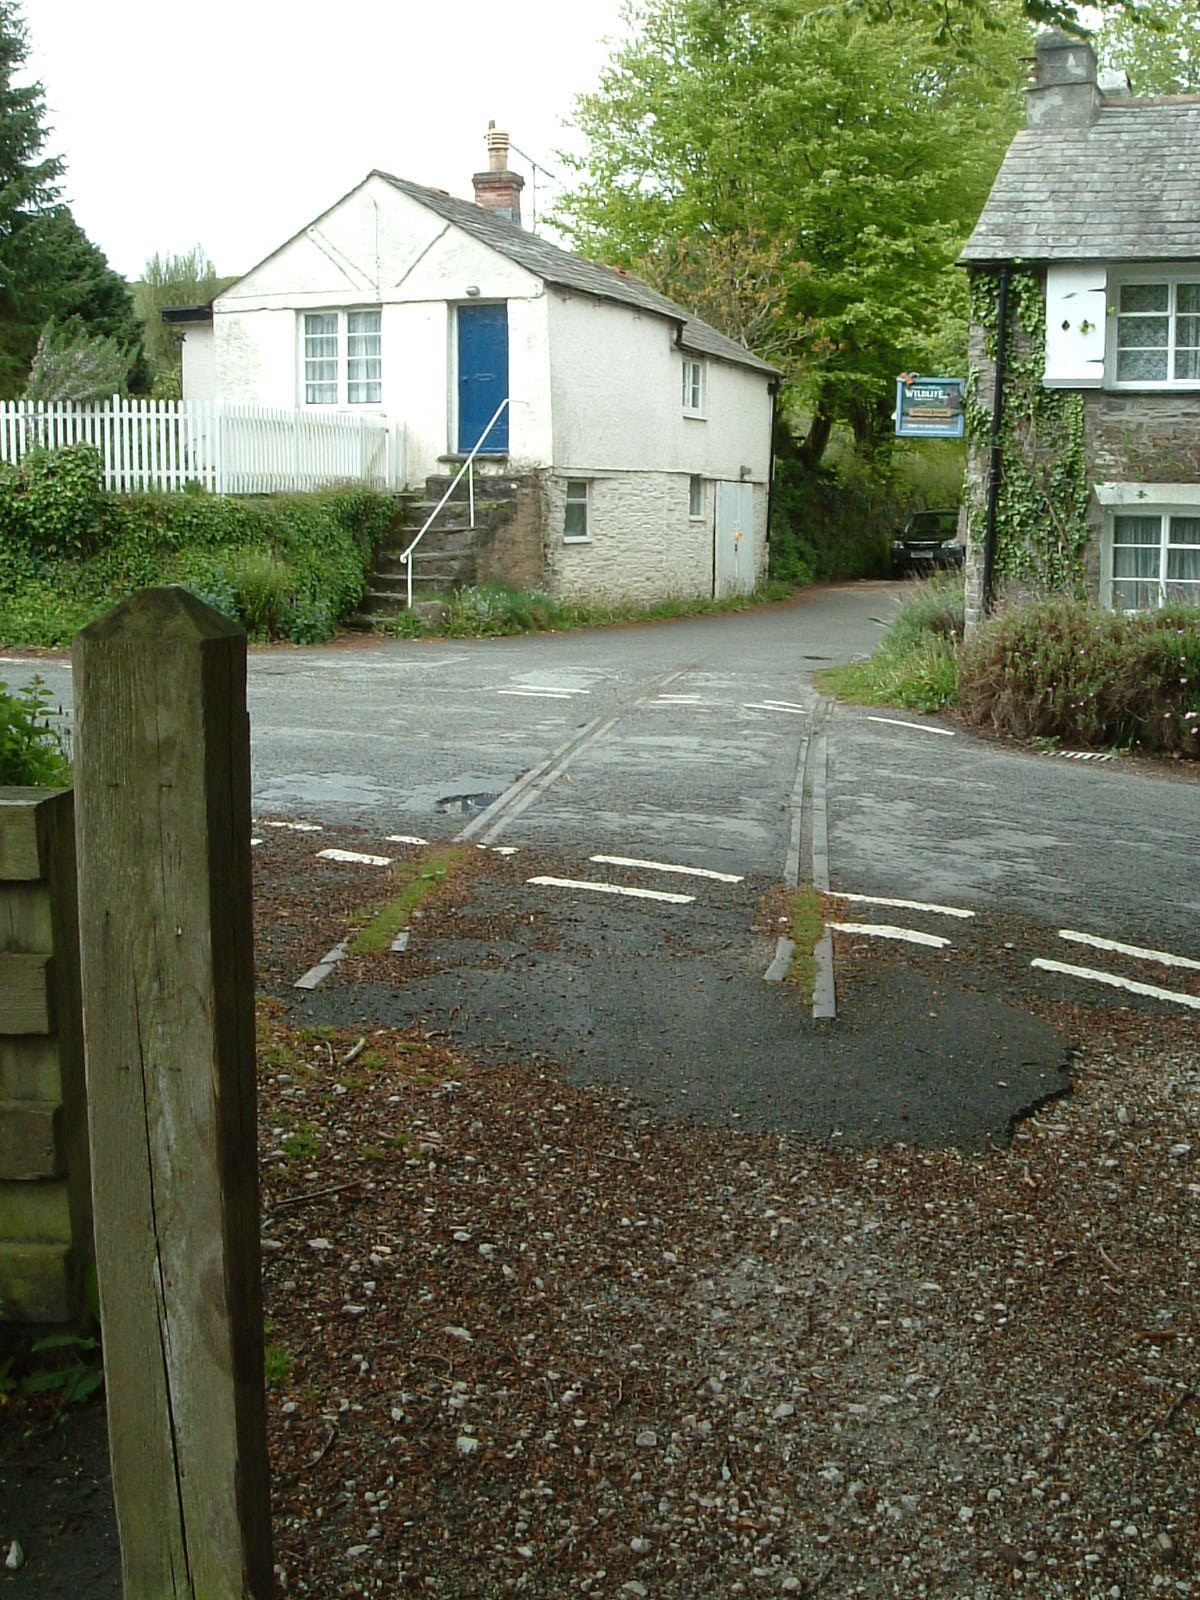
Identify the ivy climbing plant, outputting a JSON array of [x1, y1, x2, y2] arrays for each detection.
[[966, 269, 1092, 598]]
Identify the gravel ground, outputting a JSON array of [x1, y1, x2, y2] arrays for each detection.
[[1, 831, 1197, 1599]]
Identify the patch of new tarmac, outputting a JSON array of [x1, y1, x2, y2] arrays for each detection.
[[285, 862, 1069, 1153]]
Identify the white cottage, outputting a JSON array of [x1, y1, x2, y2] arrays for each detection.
[[174, 133, 779, 606]]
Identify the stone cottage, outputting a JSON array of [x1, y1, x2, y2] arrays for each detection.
[[959, 29, 1200, 630]]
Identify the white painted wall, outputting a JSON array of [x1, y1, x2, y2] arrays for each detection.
[[546, 291, 772, 483], [1044, 265, 1107, 387], [210, 174, 552, 482], [179, 323, 216, 402]]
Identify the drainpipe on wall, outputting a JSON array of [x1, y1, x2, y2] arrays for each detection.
[[981, 263, 1011, 618], [765, 379, 780, 562]]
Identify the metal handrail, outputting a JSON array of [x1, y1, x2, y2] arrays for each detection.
[[400, 397, 511, 608]]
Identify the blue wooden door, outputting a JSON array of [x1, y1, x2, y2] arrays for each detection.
[[457, 303, 509, 453]]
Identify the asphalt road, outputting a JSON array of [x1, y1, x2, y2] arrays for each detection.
[[8, 581, 1198, 955]]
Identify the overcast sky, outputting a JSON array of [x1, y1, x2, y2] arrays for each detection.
[[25, 0, 630, 282]]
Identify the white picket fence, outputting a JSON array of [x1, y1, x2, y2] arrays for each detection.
[[0, 398, 405, 495]]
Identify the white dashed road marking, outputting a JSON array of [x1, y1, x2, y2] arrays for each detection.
[[834, 892, 975, 920], [498, 685, 589, 699], [1058, 929, 1200, 972], [653, 694, 703, 704], [590, 855, 743, 884], [829, 922, 951, 950], [866, 716, 956, 737], [528, 876, 695, 906], [260, 819, 324, 832], [1033, 959, 1200, 1012], [317, 849, 392, 867], [386, 834, 429, 846], [744, 702, 807, 715]]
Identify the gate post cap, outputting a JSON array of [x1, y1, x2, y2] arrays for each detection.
[[73, 586, 244, 646]]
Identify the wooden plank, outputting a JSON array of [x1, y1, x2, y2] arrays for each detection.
[[73, 587, 272, 1599], [0, 882, 53, 952], [0, 1036, 62, 1103], [0, 1240, 73, 1321], [0, 1099, 62, 1179], [0, 790, 53, 880], [0, 954, 53, 1034]]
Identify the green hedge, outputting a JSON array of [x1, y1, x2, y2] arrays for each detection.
[[0, 444, 397, 647]]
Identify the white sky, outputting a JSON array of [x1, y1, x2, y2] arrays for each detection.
[[24, 0, 630, 282]]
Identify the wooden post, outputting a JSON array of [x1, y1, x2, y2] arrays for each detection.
[[72, 588, 272, 1600]]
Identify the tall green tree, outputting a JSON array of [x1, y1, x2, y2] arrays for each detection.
[[1096, 0, 1200, 94], [557, 0, 1031, 463], [0, 2, 146, 395], [0, 0, 63, 392]]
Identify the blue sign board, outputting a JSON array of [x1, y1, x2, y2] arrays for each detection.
[[895, 375, 966, 439]]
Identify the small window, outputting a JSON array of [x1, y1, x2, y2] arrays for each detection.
[[347, 310, 382, 404], [688, 475, 705, 518], [301, 308, 382, 406], [1110, 510, 1200, 610], [564, 479, 589, 542], [1112, 277, 1200, 386], [682, 357, 705, 417], [304, 313, 339, 405]]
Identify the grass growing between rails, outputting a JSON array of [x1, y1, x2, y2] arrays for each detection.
[[348, 844, 473, 956], [380, 579, 798, 639], [786, 885, 826, 1005], [817, 573, 963, 714]]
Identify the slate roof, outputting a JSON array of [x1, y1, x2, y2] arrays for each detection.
[[375, 172, 779, 377], [960, 98, 1200, 264]]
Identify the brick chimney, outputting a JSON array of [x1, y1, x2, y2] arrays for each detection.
[[1027, 29, 1100, 129], [472, 123, 524, 226]]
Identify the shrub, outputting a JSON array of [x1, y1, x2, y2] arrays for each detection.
[[0, 677, 72, 786], [0, 471, 397, 647], [957, 599, 1200, 757]]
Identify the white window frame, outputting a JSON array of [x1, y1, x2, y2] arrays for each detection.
[[1107, 272, 1200, 390], [688, 475, 706, 519], [1097, 484, 1200, 611], [563, 478, 590, 543], [681, 356, 705, 418], [300, 308, 382, 408]]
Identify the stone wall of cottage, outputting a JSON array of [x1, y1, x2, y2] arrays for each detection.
[[541, 471, 767, 606]]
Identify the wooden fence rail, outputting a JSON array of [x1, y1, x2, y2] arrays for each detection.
[[0, 396, 402, 495]]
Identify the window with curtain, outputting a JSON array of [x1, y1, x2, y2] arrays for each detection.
[[302, 309, 382, 406], [1113, 278, 1200, 385], [1111, 512, 1200, 610]]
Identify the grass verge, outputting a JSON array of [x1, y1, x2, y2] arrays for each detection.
[[817, 573, 963, 713], [378, 579, 798, 639]]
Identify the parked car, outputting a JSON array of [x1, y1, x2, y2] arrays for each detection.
[[891, 510, 963, 576]]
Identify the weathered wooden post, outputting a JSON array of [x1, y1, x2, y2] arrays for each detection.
[[72, 588, 272, 1599]]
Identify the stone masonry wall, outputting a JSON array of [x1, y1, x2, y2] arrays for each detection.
[[543, 472, 767, 606], [474, 473, 548, 591]]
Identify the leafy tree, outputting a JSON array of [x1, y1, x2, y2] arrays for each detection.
[[557, 0, 1031, 463], [134, 246, 234, 396], [24, 317, 130, 402], [0, 3, 146, 395], [1095, 0, 1200, 94]]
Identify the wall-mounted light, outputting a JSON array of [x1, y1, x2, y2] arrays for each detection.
[[465, 285, 481, 297], [739, 464, 752, 481]]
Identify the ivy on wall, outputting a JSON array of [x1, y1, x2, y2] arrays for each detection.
[[965, 269, 1092, 598]]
